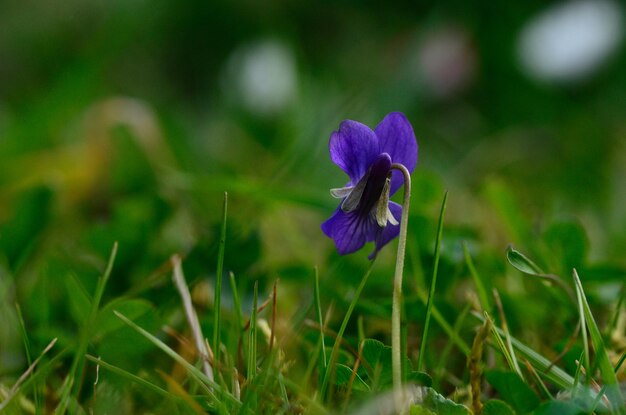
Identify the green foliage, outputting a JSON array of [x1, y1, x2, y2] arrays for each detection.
[[1, 2, 626, 412], [531, 400, 586, 415], [410, 387, 470, 415], [483, 399, 516, 415], [486, 370, 540, 414]]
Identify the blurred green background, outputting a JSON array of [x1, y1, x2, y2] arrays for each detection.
[[1, 0, 625, 406]]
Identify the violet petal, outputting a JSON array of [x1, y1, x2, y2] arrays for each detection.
[[368, 201, 402, 259], [321, 207, 378, 255], [374, 112, 418, 195], [330, 120, 379, 185]]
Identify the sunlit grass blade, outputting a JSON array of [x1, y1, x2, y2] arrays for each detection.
[[229, 271, 243, 339], [171, 254, 214, 382], [320, 261, 375, 400], [484, 311, 519, 376], [213, 191, 228, 366], [473, 312, 574, 389], [493, 289, 523, 379], [0, 338, 57, 412], [463, 242, 491, 312], [417, 191, 447, 371], [574, 272, 590, 383], [523, 360, 553, 400], [57, 242, 118, 414], [314, 267, 327, 372], [572, 269, 626, 414], [113, 310, 238, 412]]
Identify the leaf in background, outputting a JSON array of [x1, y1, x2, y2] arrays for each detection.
[[407, 371, 433, 387], [334, 363, 370, 391], [531, 400, 586, 415], [506, 246, 546, 276], [572, 269, 626, 414], [411, 387, 470, 415], [486, 370, 540, 414], [410, 406, 436, 415], [359, 338, 413, 389], [482, 399, 516, 415], [361, 339, 391, 389]]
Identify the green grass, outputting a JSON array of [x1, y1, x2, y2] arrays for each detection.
[[2, 44, 626, 412], [3, 174, 626, 414]]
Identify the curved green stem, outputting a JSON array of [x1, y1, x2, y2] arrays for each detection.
[[390, 163, 412, 397]]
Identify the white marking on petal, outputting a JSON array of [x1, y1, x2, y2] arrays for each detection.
[[374, 177, 393, 227], [341, 171, 369, 212], [330, 186, 354, 198], [386, 206, 399, 226]]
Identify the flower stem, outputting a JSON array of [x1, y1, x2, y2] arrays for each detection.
[[390, 163, 411, 400]]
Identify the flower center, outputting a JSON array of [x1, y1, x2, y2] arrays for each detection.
[[329, 153, 398, 227]]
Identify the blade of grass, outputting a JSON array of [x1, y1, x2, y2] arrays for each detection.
[[571, 350, 585, 401], [0, 338, 57, 412], [85, 354, 196, 408], [229, 272, 243, 341], [269, 280, 277, 352], [15, 303, 41, 414], [171, 254, 214, 382], [417, 191, 448, 371], [473, 312, 574, 389], [463, 242, 491, 312], [493, 289, 523, 379], [484, 311, 519, 375], [56, 242, 118, 414], [320, 261, 376, 400], [606, 284, 624, 340], [523, 360, 553, 400], [573, 272, 590, 383], [314, 267, 327, 372], [113, 311, 238, 412], [572, 269, 626, 414], [213, 191, 228, 366], [247, 281, 259, 383], [615, 351, 626, 374]]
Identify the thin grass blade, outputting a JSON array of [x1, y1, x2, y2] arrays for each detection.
[[573, 269, 625, 414], [56, 242, 118, 414], [213, 191, 228, 366], [320, 261, 375, 400], [314, 267, 327, 372], [417, 191, 448, 371]]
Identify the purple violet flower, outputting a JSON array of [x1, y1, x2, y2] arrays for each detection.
[[321, 112, 418, 259]]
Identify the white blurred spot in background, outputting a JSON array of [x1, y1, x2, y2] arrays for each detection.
[[223, 39, 298, 116], [412, 26, 477, 100], [518, 0, 624, 83]]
